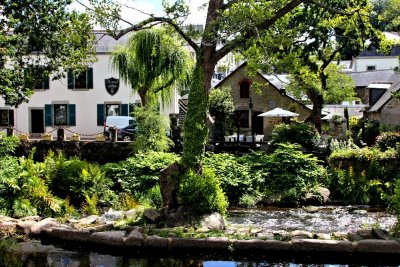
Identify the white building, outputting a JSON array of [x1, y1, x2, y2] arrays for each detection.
[[0, 32, 180, 138], [350, 32, 400, 72]]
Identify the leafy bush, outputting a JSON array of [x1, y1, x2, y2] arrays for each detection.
[[103, 151, 179, 195], [272, 122, 319, 150], [0, 155, 67, 218], [328, 146, 399, 205], [363, 120, 381, 146], [204, 152, 262, 206], [178, 167, 228, 215], [375, 132, 400, 151], [261, 144, 327, 205], [45, 152, 115, 209], [132, 106, 173, 152], [0, 136, 20, 157]]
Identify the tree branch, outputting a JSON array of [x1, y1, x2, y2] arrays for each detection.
[[215, 0, 304, 61], [114, 17, 199, 53]]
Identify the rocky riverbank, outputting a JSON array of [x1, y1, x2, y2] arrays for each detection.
[[1, 208, 400, 264]]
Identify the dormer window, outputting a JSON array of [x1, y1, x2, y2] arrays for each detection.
[[240, 80, 250, 98]]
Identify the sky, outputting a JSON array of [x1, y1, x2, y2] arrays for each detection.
[[71, 0, 208, 28]]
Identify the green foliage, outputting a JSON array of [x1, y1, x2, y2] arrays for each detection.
[[204, 152, 262, 207], [132, 106, 173, 153], [209, 86, 235, 119], [286, 64, 357, 104], [328, 146, 399, 205], [0, 155, 66, 218], [0, 0, 96, 106], [44, 152, 115, 209], [111, 27, 193, 107], [364, 120, 381, 146], [261, 144, 327, 205], [103, 151, 179, 195], [272, 122, 320, 150], [0, 136, 20, 157], [182, 60, 209, 168], [375, 131, 400, 151], [209, 86, 235, 141], [178, 167, 228, 215], [141, 185, 163, 209]]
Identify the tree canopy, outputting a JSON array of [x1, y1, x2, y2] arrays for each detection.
[[0, 0, 96, 107], [110, 27, 193, 108], [370, 0, 400, 33], [86, 0, 380, 168]]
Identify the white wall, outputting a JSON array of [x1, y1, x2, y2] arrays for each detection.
[[0, 54, 178, 138], [352, 57, 399, 72]]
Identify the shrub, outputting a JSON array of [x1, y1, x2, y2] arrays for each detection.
[[375, 132, 400, 151], [132, 107, 173, 152], [261, 143, 327, 205], [178, 167, 228, 215], [328, 146, 399, 205], [204, 152, 261, 206], [272, 122, 319, 150], [103, 151, 179, 195], [0, 136, 20, 157], [45, 152, 115, 209], [0, 155, 66, 218], [363, 120, 381, 146]]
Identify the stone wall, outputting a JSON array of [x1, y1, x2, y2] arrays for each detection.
[[216, 66, 311, 138], [15, 140, 134, 164], [368, 98, 400, 126]]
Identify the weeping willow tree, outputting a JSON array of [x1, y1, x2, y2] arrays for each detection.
[[111, 27, 193, 108]]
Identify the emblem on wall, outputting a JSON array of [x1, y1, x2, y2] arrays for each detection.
[[105, 77, 120, 96]]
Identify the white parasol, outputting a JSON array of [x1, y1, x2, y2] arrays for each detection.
[[257, 107, 300, 117]]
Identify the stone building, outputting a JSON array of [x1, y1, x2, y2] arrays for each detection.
[[213, 63, 311, 139], [349, 70, 400, 126]]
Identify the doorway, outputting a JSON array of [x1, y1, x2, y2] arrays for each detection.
[[252, 112, 264, 135], [31, 109, 44, 133]]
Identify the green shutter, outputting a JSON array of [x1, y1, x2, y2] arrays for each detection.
[[67, 70, 74, 89], [97, 104, 105, 126], [129, 103, 135, 116], [87, 68, 93, 89], [8, 110, 14, 126], [45, 104, 53, 126], [121, 104, 129, 116], [43, 76, 50, 89], [68, 104, 76, 126]]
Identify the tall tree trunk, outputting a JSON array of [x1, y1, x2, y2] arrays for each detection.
[[305, 88, 323, 133], [138, 88, 147, 108], [181, 54, 213, 169]]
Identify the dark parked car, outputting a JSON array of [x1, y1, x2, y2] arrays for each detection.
[[117, 124, 137, 141]]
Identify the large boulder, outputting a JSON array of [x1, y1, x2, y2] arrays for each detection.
[[200, 213, 225, 231]]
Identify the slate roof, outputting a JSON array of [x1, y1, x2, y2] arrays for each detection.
[[359, 45, 400, 57], [348, 70, 400, 87], [368, 78, 400, 112]]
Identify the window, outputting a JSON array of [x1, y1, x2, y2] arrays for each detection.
[[97, 103, 131, 126], [370, 89, 386, 106], [34, 76, 50, 90], [54, 104, 68, 126], [366, 66, 376, 71], [45, 104, 76, 127], [67, 68, 93, 89], [268, 100, 277, 109], [0, 109, 14, 127], [106, 104, 121, 116], [240, 81, 250, 98]]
